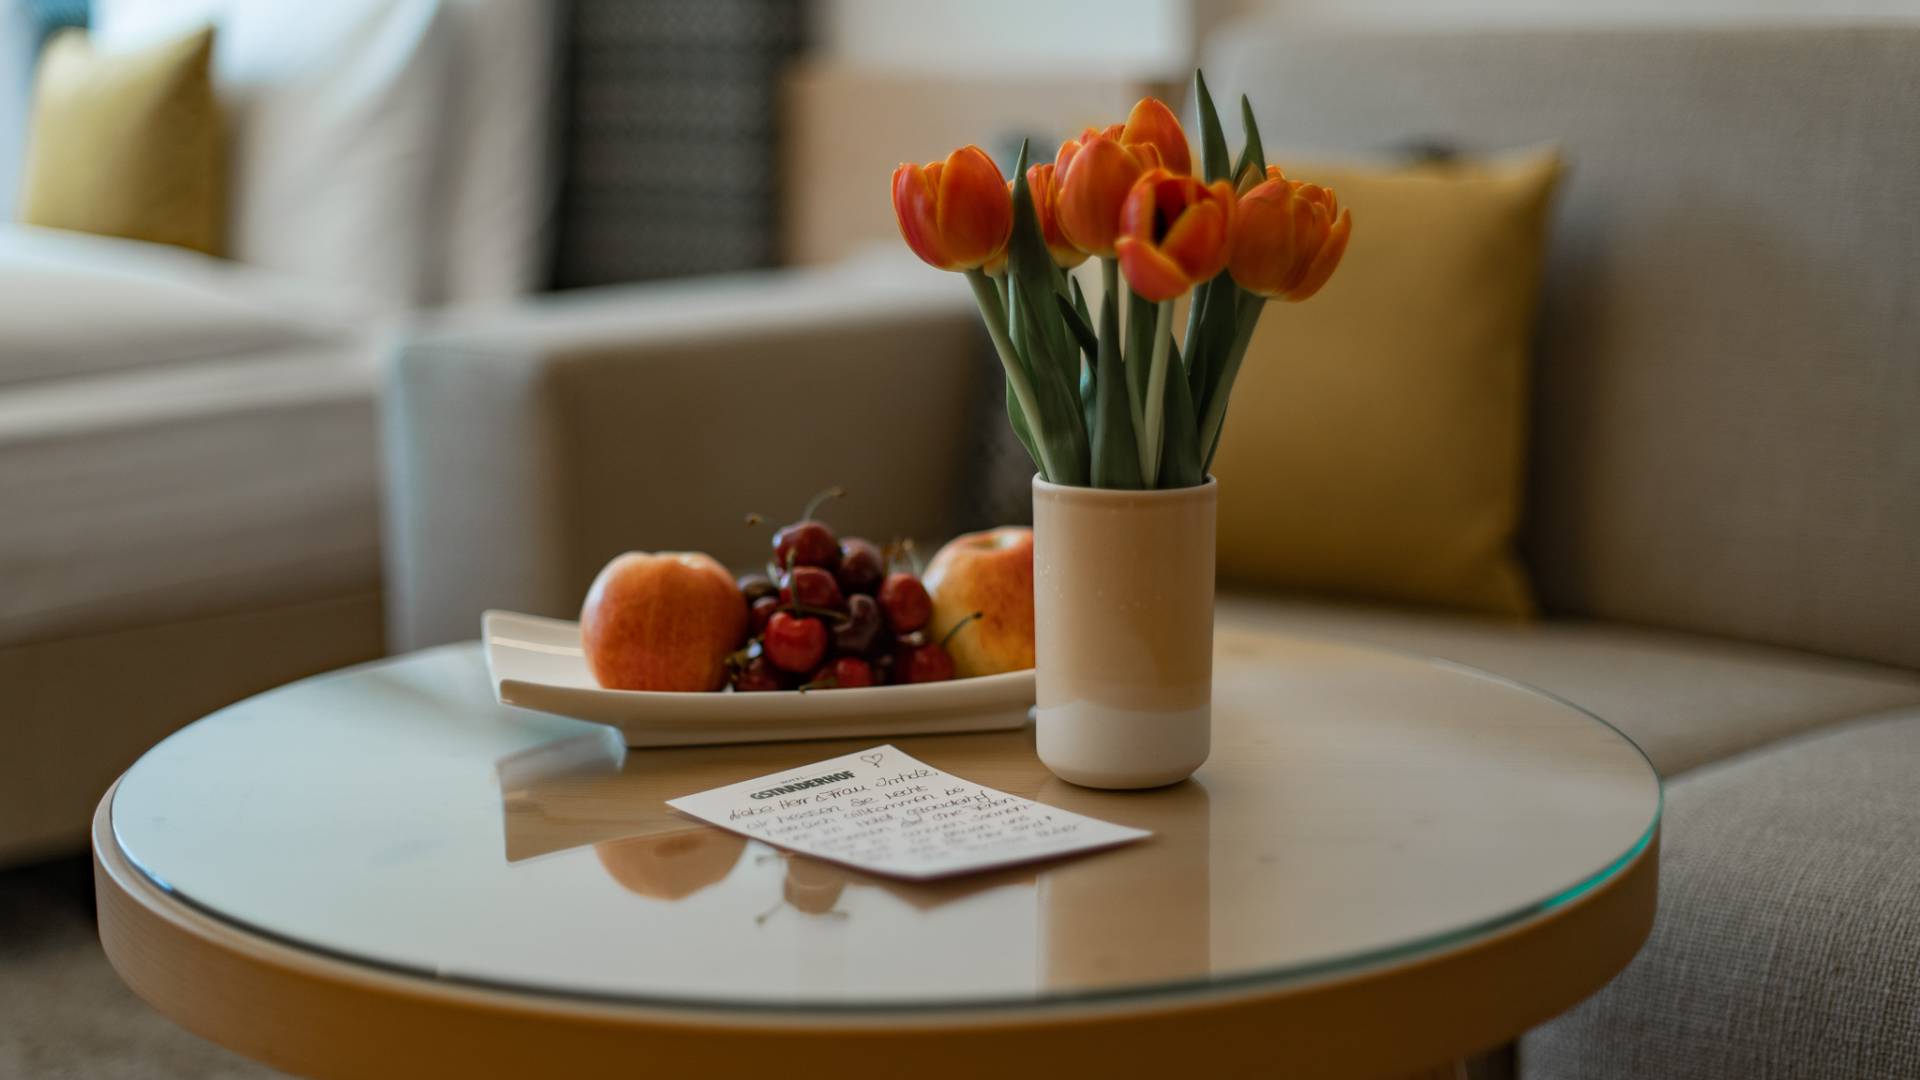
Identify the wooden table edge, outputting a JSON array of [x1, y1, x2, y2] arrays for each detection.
[[94, 778, 1658, 1079]]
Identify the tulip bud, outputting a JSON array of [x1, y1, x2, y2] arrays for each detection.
[[1054, 132, 1145, 259], [1120, 97, 1192, 177], [891, 145, 1013, 272], [1227, 174, 1351, 302], [1114, 169, 1236, 302]]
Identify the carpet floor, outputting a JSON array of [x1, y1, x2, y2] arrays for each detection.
[[0, 856, 282, 1079]]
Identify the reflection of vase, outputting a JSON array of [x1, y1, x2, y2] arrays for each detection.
[[1032, 477, 1216, 789], [781, 855, 850, 916], [594, 828, 747, 900], [1039, 777, 1211, 990]]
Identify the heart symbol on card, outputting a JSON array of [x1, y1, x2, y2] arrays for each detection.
[[860, 752, 885, 768]]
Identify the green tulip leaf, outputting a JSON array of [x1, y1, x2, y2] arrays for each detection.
[[1091, 269, 1143, 489], [1124, 287, 1157, 441], [1071, 275, 1094, 330], [1193, 69, 1232, 184], [1005, 378, 1041, 472], [1057, 293, 1097, 359], [1009, 141, 1090, 483], [1158, 342, 1204, 489], [1199, 290, 1268, 474], [1193, 248, 1253, 417], [1233, 94, 1267, 188]]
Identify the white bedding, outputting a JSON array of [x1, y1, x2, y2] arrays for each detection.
[[0, 343, 382, 647], [0, 224, 372, 387]]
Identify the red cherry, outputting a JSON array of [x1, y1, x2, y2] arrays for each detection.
[[894, 640, 955, 683], [780, 565, 844, 612], [831, 593, 884, 655], [737, 573, 777, 603], [811, 656, 875, 690], [835, 537, 885, 594], [878, 572, 931, 634], [733, 656, 784, 692], [773, 520, 839, 571], [749, 595, 780, 636], [764, 612, 827, 673]]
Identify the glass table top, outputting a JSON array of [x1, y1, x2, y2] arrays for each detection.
[[111, 624, 1660, 1012]]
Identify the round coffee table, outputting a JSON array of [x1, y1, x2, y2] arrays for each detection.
[[95, 624, 1660, 1079]]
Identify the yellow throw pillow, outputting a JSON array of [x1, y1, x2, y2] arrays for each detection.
[[17, 26, 225, 256], [1211, 151, 1562, 617]]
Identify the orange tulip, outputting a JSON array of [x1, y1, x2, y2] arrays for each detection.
[[1114, 169, 1236, 302], [1026, 163, 1086, 269], [891, 145, 1013, 272], [1053, 100, 1191, 260], [1119, 97, 1191, 177], [1054, 131, 1144, 259], [1228, 172, 1352, 302]]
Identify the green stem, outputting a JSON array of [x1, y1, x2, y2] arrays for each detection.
[[1106, 259, 1145, 449], [1182, 281, 1205, 365], [1140, 299, 1174, 485], [1198, 292, 1266, 472], [1050, 261, 1073, 301], [967, 269, 1057, 480]]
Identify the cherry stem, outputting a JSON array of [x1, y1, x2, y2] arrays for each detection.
[[940, 611, 984, 649], [801, 485, 846, 521], [781, 602, 843, 621], [797, 674, 839, 693]]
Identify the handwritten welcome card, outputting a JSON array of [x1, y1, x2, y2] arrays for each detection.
[[666, 746, 1150, 880]]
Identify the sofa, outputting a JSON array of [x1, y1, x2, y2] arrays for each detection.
[[0, 0, 556, 865], [383, 20, 1920, 1078]]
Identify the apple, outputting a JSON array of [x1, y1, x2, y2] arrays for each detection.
[[921, 527, 1034, 677], [580, 551, 747, 691], [595, 829, 747, 900]]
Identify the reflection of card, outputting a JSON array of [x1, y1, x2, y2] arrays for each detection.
[[667, 746, 1150, 881]]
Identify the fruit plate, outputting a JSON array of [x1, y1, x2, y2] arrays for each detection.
[[483, 611, 1035, 748]]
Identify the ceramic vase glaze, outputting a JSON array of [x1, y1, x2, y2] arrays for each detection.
[[1032, 476, 1216, 789]]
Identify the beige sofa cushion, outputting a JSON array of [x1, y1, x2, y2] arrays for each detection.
[[1523, 709, 1920, 1079], [1218, 592, 1920, 776]]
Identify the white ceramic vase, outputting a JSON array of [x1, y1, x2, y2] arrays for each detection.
[[1031, 476, 1216, 789]]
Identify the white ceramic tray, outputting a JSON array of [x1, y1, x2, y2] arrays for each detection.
[[482, 610, 1036, 748]]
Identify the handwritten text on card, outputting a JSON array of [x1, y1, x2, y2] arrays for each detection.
[[667, 746, 1150, 880]]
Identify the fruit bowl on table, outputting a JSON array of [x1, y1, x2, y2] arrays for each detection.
[[483, 611, 1036, 748]]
